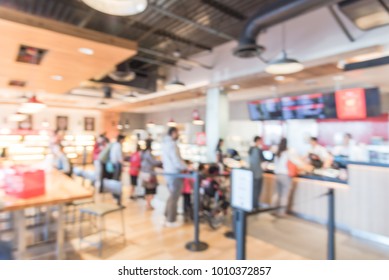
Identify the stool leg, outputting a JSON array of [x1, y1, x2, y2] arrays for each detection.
[[79, 212, 84, 250], [120, 210, 126, 244], [98, 216, 103, 257]]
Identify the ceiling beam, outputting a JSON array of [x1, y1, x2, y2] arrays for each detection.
[[150, 4, 236, 41], [0, 6, 137, 51], [201, 0, 247, 21]]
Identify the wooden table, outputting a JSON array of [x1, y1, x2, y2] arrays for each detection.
[[0, 170, 93, 259]]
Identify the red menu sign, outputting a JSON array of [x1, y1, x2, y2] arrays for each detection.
[[335, 88, 367, 119]]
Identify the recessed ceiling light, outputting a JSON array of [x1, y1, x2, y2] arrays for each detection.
[[50, 75, 63, 81], [78, 47, 94, 55], [230, 84, 240, 90], [274, 75, 285, 81], [332, 75, 345, 81]]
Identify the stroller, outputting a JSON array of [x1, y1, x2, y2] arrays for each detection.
[[199, 165, 230, 229]]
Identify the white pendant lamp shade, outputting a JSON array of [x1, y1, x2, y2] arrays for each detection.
[[265, 53, 304, 75], [8, 112, 27, 122], [19, 96, 46, 114], [192, 109, 204, 126], [167, 118, 177, 127], [165, 80, 186, 91], [82, 0, 148, 16], [146, 121, 155, 128]]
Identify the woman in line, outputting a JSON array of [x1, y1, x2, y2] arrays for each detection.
[[129, 145, 142, 200], [140, 142, 161, 210], [273, 138, 301, 217]]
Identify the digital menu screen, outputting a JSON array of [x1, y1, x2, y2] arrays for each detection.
[[280, 93, 337, 119], [248, 98, 282, 120], [335, 88, 366, 119], [247, 87, 380, 121], [365, 87, 381, 117]]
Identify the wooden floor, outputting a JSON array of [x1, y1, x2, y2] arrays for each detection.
[[29, 193, 303, 260]]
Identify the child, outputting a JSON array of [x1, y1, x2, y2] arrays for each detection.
[[203, 164, 229, 212], [129, 145, 142, 200]]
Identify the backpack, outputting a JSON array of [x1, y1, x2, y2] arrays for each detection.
[[98, 143, 112, 163]]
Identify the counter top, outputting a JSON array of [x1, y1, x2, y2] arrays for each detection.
[[346, 161, 389, 168]]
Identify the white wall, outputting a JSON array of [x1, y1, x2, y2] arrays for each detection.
[[0, 104, 102, 134]]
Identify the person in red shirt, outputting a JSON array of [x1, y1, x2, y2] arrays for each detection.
[[129, 145, 142, 200]]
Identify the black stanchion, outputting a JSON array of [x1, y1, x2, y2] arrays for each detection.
[[234, 208, 247, 260], [185, 171, 209, 252], [327, 188, 335, 260]]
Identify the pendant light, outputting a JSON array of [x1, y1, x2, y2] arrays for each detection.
[[265, 23, 304, 75], [19, 95, 46, 114], [192, 109, 204, 126], [8, 112, 27, 122], [165, 66, 186, 91], [167, 118, 177, 127], [146, 121, 155, 128], [81, 0, 148, 16]]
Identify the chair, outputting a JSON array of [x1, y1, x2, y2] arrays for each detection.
[[79, 203, 125, 257], [78, 179, 125, 256]]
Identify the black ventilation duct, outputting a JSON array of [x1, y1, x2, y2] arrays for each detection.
[[234, 0, 341, 58]]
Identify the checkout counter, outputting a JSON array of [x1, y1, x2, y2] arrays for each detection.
[[258, 157, 389, 246]]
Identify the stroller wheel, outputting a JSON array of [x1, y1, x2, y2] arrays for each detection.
[[208, 210, 225, 230]]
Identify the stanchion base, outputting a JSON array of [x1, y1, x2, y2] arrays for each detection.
[[224, 231, 235, 239], [185, 241, 209, 252]]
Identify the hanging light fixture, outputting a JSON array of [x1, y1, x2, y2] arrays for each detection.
[[265, 24, 304, 75], [146, 121, 155, 128], [167, 118, 177, 127], [192, 109, 204, 126], [124, 119, 130, 129], [165, 65, 186, 91], [81, 0, 148, 16], [19, 95, 46, 114], [8, 112, 27, 122]]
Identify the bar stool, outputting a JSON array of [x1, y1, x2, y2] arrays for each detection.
[[79, 203, 125, 257]]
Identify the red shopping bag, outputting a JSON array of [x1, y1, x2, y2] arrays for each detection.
[[4, 167, 45, 198]]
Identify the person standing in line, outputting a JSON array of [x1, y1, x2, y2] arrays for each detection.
[[109, 134, 125, 181], [93, 134, 107, 189], [215, 138, 224, 164], [248, 136, 265, 208], [162, 127, 187, 227], [129, 145, 142, 200], [140, 142, 161, 210], [273, 138, 302, 217]]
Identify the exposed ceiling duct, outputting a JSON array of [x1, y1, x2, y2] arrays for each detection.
[[108, 62, 136, 82], [234, 0, 341, 58]]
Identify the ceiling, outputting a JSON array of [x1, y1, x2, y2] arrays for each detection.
[[0, 0, 269, 73], [0, 17, 136, 94]]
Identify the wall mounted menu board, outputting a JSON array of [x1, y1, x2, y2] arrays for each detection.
[[248, 87, 380, 121], [248, 98, 283, 120], [335, 87, 381, 120], [281, 93, 337, 119]]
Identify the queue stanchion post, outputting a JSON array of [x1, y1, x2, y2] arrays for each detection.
[[327, 188, 336, 260], [235, 208, 247, 260], [185, 171, 209, 252]]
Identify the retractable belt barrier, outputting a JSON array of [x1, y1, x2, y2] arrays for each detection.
[[232, 190, 335, 260]]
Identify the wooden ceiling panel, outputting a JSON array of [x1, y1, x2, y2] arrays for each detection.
[[0, 10, 137, 94]]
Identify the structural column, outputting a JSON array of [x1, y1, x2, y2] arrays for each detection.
[[205, 87, 229, 162]]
